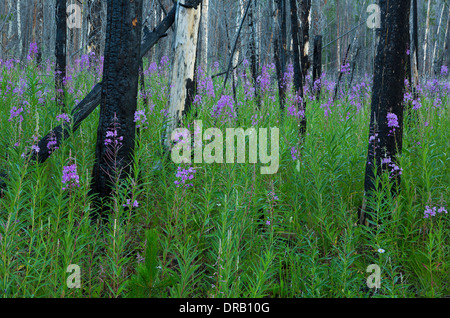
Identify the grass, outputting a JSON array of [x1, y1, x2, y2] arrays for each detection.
[[0, 55, 448, 298]]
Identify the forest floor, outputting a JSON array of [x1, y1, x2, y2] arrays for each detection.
[[0, 55, 448, 297]]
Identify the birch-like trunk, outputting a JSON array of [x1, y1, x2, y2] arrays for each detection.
[[165, 0, 202, 147], [423, 0, 431, 76], [431, 3, 445, 75], [200, 0, 208, 70]]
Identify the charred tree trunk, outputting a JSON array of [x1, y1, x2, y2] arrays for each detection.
[[274, 0, 287, 110], [55, 0, 67, 113], [289, 0, 306, 135], [299, 0, 311, 83], [90, 0, 143, 218], [411, 0, 419, 96], [88, 0, 102, 57], [248, 0, 260, 109], [312, 34, 322, 99], [360, 0, 411, 227]]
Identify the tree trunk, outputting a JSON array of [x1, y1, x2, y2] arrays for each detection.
[[88, 0, 102, 57], [55, 0, 67, 113], [360, 0, 411, 227], [444, 7, 450, 68], [312, 34, 322, 99], [289, 0, 306, 135], [200, 0, 208, 70], [299, 0, 311, 82], [248, 0, 260, 108], [274, 0, 287, 110], [90, 0, 143, 218], [165, 0, 202, 147], [431, 3, 445, 76], [411, 0, 419, 94], [422, 0, 431, 76]]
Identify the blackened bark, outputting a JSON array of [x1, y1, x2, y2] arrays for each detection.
[[360, 0, 411, 226], [90, 0, 143, 218], [312, 35, 322, 99], [88, 0, 102, 57], [248, 0, 260, 108], [274, 0, 287, 110], [55, 0, 66, 112], [289, 0, 306, 135], [28, 5, 177, 165], [299, 0, 311, 80], [412, 0, 419, 96]]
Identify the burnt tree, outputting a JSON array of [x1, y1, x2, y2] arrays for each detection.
[[88, 0, 103, 57], [55, 0, 66, 112], [89, 0, 143, 217], [312, 34, 322, 99], [274, 0, 287, 110], [289, 0, 306, 135], [359, 0, 411, 227]]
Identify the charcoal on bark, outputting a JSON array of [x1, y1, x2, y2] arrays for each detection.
[[360, 0, 411, 227], [312, 35, 322, 99], [289, 0, 306, 135], [89, 0, 143, 217], [55, 0, 66, 113]]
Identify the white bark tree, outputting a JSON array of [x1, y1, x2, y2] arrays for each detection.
[[165, 0, 202, 147]]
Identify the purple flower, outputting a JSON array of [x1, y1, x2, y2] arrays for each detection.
[[340, 63, 351, 75], [441, 65, 448, 76], [437, 207, 448, 214], [104, 129, 123, 146], [27, 42, 38, 61], [123, 199, 139, 208], [56, 113, 71, 124], [174, 166, 196, 188], [387, 112, 399, 128], [257, 65, 271, 94], [47, 132, 59, 154], [8, 106, 24, 123], [211, 95, 236, 120], [291, 147, 298, 161], [412, 99, 421, 110], [134, 110, 148, 129], [62, 163, 80, 191]]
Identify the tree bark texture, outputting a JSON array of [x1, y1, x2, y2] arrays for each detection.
[[360, 0, 411, 226], [55, 0, 66, 112], [90, 0, 143, 214], [165, 0, 202, 145]]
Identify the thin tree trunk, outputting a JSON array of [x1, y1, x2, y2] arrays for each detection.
[[200, 0, 208, 70], [312, 34, 322, 99], [55, 0, 66, 112], [412, 0, 420, 94], [360, 0, 411, 227], [432, 3, 445, 75], [423, 0, 431, 76], [289, 0, 306, 135]]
